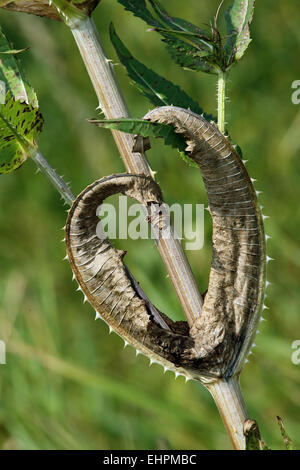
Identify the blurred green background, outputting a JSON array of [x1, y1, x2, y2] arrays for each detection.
[[0, 0, 299, 450]]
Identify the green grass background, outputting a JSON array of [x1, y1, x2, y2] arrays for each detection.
[[0, 0, 299, 450]]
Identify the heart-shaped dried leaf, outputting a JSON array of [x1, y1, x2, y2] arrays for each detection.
[[0, 92, 43, 174]]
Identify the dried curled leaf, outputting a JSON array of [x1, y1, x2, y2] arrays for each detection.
[[67, 107, 267, 383]]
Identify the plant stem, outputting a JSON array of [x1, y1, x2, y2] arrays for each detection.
[[206, 377, 249, 450], [32, 149, 75, 206], [69, 16, 203, 327], [217, 71, 227, 134]]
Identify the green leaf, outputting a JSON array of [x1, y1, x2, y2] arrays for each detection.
[[110, 23, 212, 120], [89, 117, 198, 168], [225, 0, 255, 62], [277, 416, 295, 450], [0, 0, 100, 20], [0, 26, 37, 107], [160, 35, 213, 73], [244, 419, 270, 450], [0, 47, 30, 55], [0, 92, 43, 174], [52, 0, 100, 22], [149, 27, 212, 56], [116, 0, 161, 28], [245, 431, 262, 450], [149, 0, 213, 53]]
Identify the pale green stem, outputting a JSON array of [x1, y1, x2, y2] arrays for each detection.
[[217, 71, 227, 135], [32, 149, 74, 206]]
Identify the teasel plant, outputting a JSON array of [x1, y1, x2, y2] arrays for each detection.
[[0, 0, 295, 450]]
